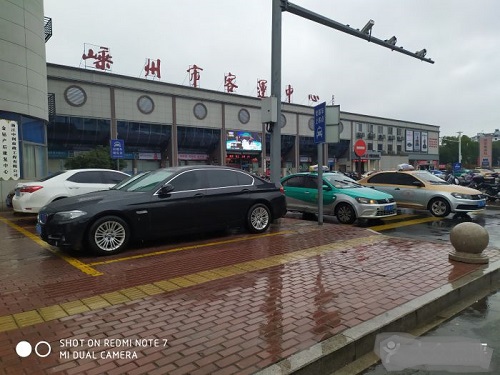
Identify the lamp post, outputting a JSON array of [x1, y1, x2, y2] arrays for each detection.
[[457, 131, 463, 164]]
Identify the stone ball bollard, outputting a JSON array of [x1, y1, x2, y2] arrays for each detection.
[[449, 222, 489, 264]]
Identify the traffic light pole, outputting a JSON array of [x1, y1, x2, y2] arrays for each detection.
[[269, 0, 433, 185]]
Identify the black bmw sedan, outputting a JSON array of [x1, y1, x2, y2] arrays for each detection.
[[36, 166, 287, 255]]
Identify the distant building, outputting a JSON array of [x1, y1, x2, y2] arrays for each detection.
[[472, 129, 500, 142]]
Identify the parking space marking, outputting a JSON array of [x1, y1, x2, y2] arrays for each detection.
[[0, 233, 384, 333], [87, 230, 295, 266], [0, 215, 103, 277], [369, 216, 441, 231]]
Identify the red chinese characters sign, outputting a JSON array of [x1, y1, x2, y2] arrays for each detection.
[[285, 84, 294, 103], [144, 58, 161, 79], [187, 64, 203, 88], [82, 44, 113, 71], [224, 72, 238, 93], [257, 79, 267, 98]]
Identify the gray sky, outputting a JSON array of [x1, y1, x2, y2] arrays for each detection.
[[43, 0, 500, 138]]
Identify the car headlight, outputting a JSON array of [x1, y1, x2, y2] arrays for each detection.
[[356, 197, 377, 204], [451, 192, 473, 199], [53, 210, 88, 221]]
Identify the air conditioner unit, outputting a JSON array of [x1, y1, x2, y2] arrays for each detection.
[[356, 132, 365, 138], [367, 132, 375, 139], [397, 136, 404, 141], [378, 134, 386, 140], [388, 135, 395, 141]]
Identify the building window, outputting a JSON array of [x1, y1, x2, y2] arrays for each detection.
[[367, 143, 373, 151], [377, 144, 383, 152], [397, 128, 402, 136], [308, 118, 314, 131], [137, 95, 155, 114], [238, 109, 250, 124], [64, 85, 87, 107], [357, 123, 362, 132], [368, 124, 374, 132], [280, 114, 287, 128], [388, 127, 393, 135], [193, 103, 208, 120], [378, 125, 383, 133]]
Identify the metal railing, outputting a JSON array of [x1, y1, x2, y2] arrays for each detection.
[[44, 17, 52, 42]]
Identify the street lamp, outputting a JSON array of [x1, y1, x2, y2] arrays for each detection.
[[457, 131, 463, 164]]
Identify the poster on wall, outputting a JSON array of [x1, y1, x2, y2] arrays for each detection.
[[0, 119, 20, 181], [413, 131, 421, 152], [421, 132, 428, 153], [405, 130, 414, 152], [226, 130, 262, 151]]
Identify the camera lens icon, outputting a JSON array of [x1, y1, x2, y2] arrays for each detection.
[[16, 340, 51, 358]]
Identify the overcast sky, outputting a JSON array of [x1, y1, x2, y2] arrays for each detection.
[[43, 0, 500, 138]]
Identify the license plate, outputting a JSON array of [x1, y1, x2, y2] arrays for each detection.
[[384, 205, 394, 212], [35, 223, 42, 235], [478, 201, 486, 208]]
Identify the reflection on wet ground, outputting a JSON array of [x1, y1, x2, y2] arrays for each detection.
[[362, 288, 500, 374]]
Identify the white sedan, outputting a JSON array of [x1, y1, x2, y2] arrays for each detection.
[[12, 169, 129, 214]]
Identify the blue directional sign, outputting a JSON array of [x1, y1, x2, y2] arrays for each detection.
[[314, 102, 326, 144], [453, 162, 461, 172], [110, 139, 125, 159]]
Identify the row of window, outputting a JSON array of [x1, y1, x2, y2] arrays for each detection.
[[64, 85, 293, 127], [356, 123, 417, 136]]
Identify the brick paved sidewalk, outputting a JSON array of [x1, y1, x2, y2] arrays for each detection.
[[0, 215, 499, 375]]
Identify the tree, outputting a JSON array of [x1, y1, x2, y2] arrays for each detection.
[[64, 146, 127, 170], [439, 135, 478, 168]]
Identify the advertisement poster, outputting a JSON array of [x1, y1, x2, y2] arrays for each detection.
[[413, 131, 421, 152], [405, 130, 414, 152], [421, 132, 428, 153], [226, 131, 262, 151]]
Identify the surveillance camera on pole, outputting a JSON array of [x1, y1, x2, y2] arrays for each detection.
[[415, 49, 427, 58], [385, 36, 397, 45], [361, 19, 374, 34]]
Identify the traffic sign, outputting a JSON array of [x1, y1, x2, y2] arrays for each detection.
[[110, 139, 125, 159], [354, 139, 367, 157], [314, 102, 326, 144]]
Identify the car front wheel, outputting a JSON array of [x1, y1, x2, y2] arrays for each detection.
[[247, 203, 271, 233], [336, 203, 357, 224], [429, 198, 451, 217], [88, 216, 130, 255]]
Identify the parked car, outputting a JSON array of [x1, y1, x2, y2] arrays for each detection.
[[12, 169, 130, 214], [357, 169, 486, 217], [281, 172, 397, 224], [36, 166, 287, 255]]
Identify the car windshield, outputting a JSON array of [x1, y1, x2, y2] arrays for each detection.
[[324, 174, 360, 189], [113, 169, 176, 192], [414, 171, 449, 184], [111, 172, 149, 190]]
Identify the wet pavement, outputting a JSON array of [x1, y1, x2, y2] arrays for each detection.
[[0, 210, 500, 374], [362, 288, 500, 374]]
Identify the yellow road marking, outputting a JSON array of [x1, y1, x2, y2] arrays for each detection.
[[0, 215, 103, 277], [88, 230, 295, 266], [369, 216, 441, 231], [0, 233, 384, 333]]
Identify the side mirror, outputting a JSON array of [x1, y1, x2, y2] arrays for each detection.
[[322, 184, 332, 191], [158, 184, 174, 196]]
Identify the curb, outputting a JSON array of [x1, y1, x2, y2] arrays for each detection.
[[255, 258, 500, 375]]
